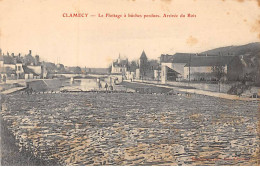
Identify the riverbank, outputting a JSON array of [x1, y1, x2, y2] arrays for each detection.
[[122, 80, 260, 101], [0, 79, 64, 95]]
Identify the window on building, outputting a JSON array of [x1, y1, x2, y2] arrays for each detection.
[[18, 66, 21, 71]]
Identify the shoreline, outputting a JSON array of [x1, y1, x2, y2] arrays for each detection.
[[1, 77, 259, 99]]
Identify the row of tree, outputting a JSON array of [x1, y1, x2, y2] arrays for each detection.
[[43, 62, 82, 74]]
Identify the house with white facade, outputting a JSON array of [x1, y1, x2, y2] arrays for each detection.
[[0, 49, 45, 80], [159, 52, 237, 83], [111, 54, 128, 75]]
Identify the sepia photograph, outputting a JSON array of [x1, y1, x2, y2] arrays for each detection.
[[0, 0, 259, 166]]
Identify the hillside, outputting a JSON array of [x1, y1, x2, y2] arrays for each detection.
[[201, 42, 260, 58]]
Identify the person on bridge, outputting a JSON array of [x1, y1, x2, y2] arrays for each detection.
[[109, 84, 113, 91], [98, 82, 102, 89], [105, 83, 108, 91]]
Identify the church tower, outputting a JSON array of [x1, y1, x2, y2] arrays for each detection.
[[139, 50, 148, 77]]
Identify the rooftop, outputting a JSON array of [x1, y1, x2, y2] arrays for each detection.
[[184, 55, 235, 67]]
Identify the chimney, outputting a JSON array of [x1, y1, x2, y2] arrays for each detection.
[[18, 53, 21, 58], [35, 55, 39, 65], [11, 53, 14, 57], [29, 50, 32, 55]]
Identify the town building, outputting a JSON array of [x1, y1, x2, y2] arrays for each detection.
[[111, 54, 128, 74], [139, 51, 148, 79], [136, 50, 159, 80], [160, 53, 209, 80], [154, 69, 161, 81], [125, 71, 135, 81], [161, 66, 181, 83], [0, 51, 24, 80], [159, 52, 247, 83], [0, 49, 46, 81], [183, 55, 233, 81], [135, 69, 140, 80]]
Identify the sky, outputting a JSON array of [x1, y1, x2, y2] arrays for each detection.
[[0, 0, 259, 68]]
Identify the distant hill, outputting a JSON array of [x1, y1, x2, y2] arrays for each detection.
[[201, 42, 260, 58]]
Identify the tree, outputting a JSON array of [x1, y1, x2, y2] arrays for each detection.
[[211, 64, 226, 92], [129, 61, 138, 72], [43, 62, 56, 73], [56, 64, 65, 73], [211, 65, 226, 81], [74, 66, 82, 74]]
